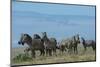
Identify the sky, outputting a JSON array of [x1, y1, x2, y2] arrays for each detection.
[[12, 1, 96, 48], [12, 1, 95, 16]]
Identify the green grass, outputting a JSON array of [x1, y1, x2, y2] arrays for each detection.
[[11, 44, 96, 66]]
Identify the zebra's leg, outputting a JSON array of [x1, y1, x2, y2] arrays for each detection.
[[74, 46, 76, 54], [53, 48, 57, 56], [39, 49, 43, 56], [31, 50, 35, 58], [39, 48, 45, 56], [48, 49, 52, 56], [75, 44, 78, 54], [72, 47, 74, 54], [64, 48, 67, 52], [83, 43, 87, 52], [68, 49, 70, 53], [24, 47, 30, 55], [45, 48, 49, 56], [59, 47, 63, 55], [92, 47, 95, 51], [92, 44, 96, 51], [42, 49, 45, 56], [46, 49, 48, 56], [68, 47, 72, 54], [40, 49, 45, 56], [84, 46, 87, 52], [59, 48, 62, 55]]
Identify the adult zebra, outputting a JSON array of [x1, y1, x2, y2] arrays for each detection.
[[18, 33, 45, 58], [23, 34, 44, 56], [65, 34, 80, 54], [81, 37, 96, 52], [41, 32, 57, 56]]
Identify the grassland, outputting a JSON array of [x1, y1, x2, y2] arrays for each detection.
[[11, 44, 96, 66]]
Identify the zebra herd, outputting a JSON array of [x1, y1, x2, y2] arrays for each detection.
[[18, 32, 96, 58]]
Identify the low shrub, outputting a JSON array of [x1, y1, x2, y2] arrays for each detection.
[[12, 53, 32, 63]]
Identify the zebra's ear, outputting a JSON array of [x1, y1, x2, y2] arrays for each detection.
[[42, 32, 46, 34], [44, 32, 46, 34], [81, 37, 84, 40], [41, 32, 45, 35]]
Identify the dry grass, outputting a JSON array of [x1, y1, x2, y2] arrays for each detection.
[[11, 44, 96, 66]]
